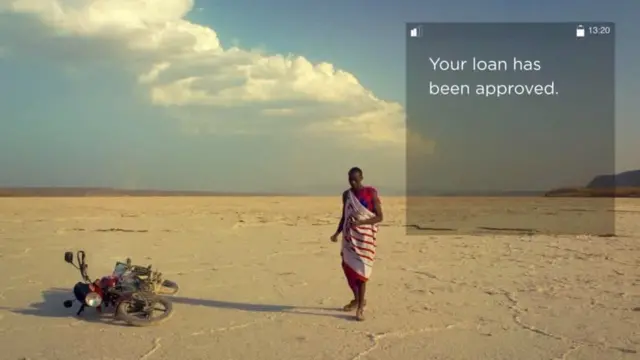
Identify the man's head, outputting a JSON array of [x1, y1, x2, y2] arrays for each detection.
[[348, 167, 363, 189]]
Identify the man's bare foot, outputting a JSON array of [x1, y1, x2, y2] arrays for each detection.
[[356, 307, 365, 321], [343, 299, 357, 311], [343, 299, 367, 312]]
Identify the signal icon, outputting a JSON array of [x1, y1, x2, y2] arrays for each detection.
[[409, 26, 423, 38]]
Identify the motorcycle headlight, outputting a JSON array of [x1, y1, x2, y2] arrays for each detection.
[[85, 291, 102, 307]]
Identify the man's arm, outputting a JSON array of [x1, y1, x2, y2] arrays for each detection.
[[333, 190, 348, 235], [354, 191, 383, 226]]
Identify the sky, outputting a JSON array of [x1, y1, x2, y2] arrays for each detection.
[[0, 0, 637, 194]]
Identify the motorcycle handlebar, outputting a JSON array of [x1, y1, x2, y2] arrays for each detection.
[[71, 252, 157, 284], [77, 251, 91, 282]]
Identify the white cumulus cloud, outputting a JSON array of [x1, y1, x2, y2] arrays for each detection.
[[0, 0, 434, 172]]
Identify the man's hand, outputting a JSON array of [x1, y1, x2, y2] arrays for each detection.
[[330, 233, 339, 242]]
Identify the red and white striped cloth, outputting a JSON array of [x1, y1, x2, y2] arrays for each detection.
[[341, 190, 378, 281]]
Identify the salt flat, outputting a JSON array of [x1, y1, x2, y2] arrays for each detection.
[[0, 197, 639, 360]]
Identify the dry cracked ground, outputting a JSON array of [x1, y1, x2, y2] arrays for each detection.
[[0, 197, 638, 360]]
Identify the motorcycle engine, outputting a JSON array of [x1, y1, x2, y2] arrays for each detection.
[[99, 276, 117, 289]]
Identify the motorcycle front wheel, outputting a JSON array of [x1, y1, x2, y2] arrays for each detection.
[[116, 293, 173, 327]]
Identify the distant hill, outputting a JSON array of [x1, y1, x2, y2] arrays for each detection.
[[587, 170, 640, 188], [545, 170, 640, 197]]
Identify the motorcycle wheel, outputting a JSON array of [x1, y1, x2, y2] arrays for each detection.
[[159, 280, 180, 295], [116, 293, 173, 327]]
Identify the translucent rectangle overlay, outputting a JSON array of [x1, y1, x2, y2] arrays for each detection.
[[406, 22, 615, 236]]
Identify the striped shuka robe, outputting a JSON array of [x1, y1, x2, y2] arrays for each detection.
[[341, 187, 378, 282]]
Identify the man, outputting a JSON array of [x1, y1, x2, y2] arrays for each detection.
[[330, 167, 383, 321]]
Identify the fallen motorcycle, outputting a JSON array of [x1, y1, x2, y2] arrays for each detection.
[[62, 250, 179, 326]]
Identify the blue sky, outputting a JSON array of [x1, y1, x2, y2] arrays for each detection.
[[0, 0, 637, 194]]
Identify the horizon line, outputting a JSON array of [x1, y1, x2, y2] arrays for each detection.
[[0, 186, 559, 198]]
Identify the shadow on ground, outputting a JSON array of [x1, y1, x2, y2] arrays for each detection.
[[169, 296, 353, 320], [4, 287, 116, 324], [3, 288, 353, 324]]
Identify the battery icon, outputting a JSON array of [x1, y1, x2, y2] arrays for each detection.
[[576, 25, 585, 38]]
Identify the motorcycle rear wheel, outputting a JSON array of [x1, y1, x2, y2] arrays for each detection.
[[116, 293, 173, 327]]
